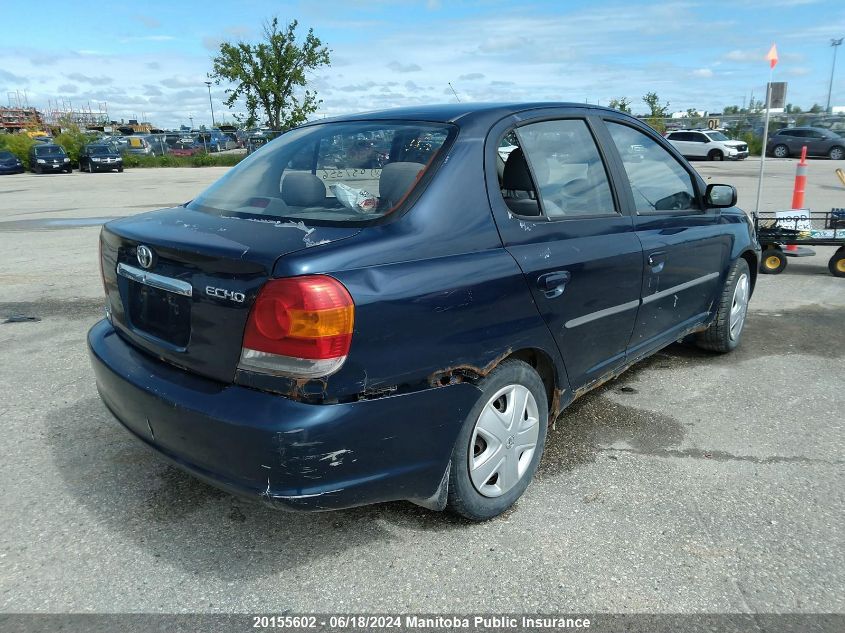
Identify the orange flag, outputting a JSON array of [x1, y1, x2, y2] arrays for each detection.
[[767, 44, 779, 69]]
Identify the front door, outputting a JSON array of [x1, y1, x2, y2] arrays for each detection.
[[601, 119, 730, 361], [487, 113, 643, 391]]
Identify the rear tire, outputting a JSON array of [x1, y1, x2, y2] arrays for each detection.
[[772, 144, 789, 158], [448, 360, 548, 521], [696, 258, 750, 353], [829, 249, 845, 277], [708, 149, 723, 161], [760, 248, 787, 274]]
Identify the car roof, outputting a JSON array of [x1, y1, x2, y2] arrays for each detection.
[[308, 102, 618, 126]]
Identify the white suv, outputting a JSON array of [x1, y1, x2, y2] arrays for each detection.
[[665, 130, 748, 161]]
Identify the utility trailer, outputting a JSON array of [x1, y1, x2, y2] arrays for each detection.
[[754, 210, 845, 277]]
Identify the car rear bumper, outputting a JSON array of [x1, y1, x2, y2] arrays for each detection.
[[87, 319, 479, 511]]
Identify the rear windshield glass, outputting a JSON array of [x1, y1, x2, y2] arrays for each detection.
[[187, 121, 455, 223]]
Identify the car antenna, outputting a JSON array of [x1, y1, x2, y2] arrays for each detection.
[[448, 82, 461, 103]]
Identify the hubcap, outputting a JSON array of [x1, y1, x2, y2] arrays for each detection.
[[765, 255, 781, 269], [837, 259, 845, 273], [469, 384, 540, 498], [775, 146, 787, 158], [729, 273, 749, 341]]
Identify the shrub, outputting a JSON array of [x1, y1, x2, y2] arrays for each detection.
[[0, 133, 36, 169], [54, 126, 98, 166], [191, 152, 214, 167], [740, 132, 763, 156], [118, 152, 244, 169]]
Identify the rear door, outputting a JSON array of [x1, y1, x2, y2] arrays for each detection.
[[486, 111, 643, 390], [599, 117, 730, 361], [667, 132, 690, 157], [689, 132, 712, 158]]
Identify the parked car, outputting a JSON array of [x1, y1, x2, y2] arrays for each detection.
[[665, 129, 748, 161], [194, 129, 230, 152], [143, 134, 170, 157], [224, 132, 241, 149], [79, 143, 124, 173], [245, 130, 281, 155], [29, 143, 71, 173], [88, 103, 759, 521], [123, 136, 153, 156], [767, 126, 845, 159], [0, 150, 24, 174], [168, 140, 205, 156]]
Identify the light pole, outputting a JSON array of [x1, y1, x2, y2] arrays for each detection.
[[827, 38, 843, 113], [204, 81, 216, 128]]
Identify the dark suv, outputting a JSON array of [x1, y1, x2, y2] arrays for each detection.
[[79, 143, 124, 173], [29, 143, 71, 173], [88, 103, 759, 520], [767, 126, 845, 159]]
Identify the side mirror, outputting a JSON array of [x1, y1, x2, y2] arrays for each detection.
[[705, 183, 737, 208]]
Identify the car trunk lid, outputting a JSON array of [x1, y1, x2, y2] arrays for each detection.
[[101, 206, 359, 383]]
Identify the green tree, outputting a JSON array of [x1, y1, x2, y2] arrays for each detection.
[[642, 92, 670, 132], [723, 105, 740, 115], [210, 17, 331, 130], [608, 97, 631, 113], [643, 92, 670, 117], [808, 103, 824, 113]]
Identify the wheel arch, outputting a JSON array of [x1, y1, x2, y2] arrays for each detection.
[[739, 249, 758, 293]]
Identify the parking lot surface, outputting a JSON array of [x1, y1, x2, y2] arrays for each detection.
[[0, 160, 842, 613]]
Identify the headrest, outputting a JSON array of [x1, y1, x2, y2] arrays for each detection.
[[281, 172, 326, 206], [379, 162, 425, 207], [503, 147, 546, 191]]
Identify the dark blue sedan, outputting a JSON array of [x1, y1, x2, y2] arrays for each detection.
[[89, 103, 760, 520]]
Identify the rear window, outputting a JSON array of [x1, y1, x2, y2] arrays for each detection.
[[188, 121, 455, 223]]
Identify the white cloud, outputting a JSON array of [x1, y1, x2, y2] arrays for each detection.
[[66, 73, 112, 86], [692, 68, 714, 78], [387, 61, 422, 73]]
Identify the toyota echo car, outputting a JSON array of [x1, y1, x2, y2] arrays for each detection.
[[88, 103, 759, 520]]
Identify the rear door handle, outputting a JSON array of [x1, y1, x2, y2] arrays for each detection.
[[537, 271, 571, 299]]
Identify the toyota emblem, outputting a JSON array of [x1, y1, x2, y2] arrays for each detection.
[[136, 245, 154, 269]]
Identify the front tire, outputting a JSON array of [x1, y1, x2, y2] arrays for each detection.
[[760, 248, 787, 274], [696, 258, 750, 353], [708, 149, 723, 161], [829, 248, 845, 277], [829, 146, 845, 161], [448, 360, 548, 521]]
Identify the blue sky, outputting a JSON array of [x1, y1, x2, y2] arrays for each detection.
[[2, 0, 845, 128]]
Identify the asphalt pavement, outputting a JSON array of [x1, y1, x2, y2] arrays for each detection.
[[0, 160, 842, 614]]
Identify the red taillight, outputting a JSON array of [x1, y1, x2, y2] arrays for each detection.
[[239, 275, 354, 378]]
